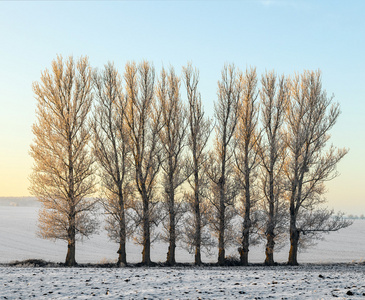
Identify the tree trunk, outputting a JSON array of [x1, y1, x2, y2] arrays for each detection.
[[117, 214, 127, 266], [218, 177, 225, 265], [194, 195, 202, 265], [217, 211, 225, 265], [218, 244, 225, 266], [265, 231, 275, 266], [288, 230, 299, 265], [240, 224, 249, 266], [65, 223, 76, 266], [166, 230, 176, 265], [265, 175, 275, 266], [66, 136, 76, 267], [194, 168, 202, 265], [117, 241, 126, 267], [166, 192, 176, 265], [240, 173, 251, 266], [194, 241, 201, 265], [288, 210, 299, 266], [218, 211, 225, 265], [142, 191, 151, 265], [65, 240, 76, 266]]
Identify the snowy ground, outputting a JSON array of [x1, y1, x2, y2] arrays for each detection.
[[1, 265, 365, 299], [0, 206, 364, 264], [1, 204, 365, 299]]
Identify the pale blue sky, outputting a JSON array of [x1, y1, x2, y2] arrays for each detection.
[[0, 0, 364, 214]]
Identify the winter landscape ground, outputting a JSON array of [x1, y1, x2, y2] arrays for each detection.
[[1, 264, 364, 299], [0, 199, 364, 299]]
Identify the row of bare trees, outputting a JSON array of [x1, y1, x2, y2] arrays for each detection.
[[30, 56, 350, 267]]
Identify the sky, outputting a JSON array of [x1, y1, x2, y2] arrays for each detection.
[[0, 0, 364, 214]]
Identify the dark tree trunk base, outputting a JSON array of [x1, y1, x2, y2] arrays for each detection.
[[288, 229, 300, 266], [65, 242, 76, 267], [142, 246, 151, 266], [117, 242, 127, 266], [265, 233, 275, 266], [240, 248, 249, 266], [166, 244, 176, 266], [218, 248, 225, 266], [264, 256, 275, 266], [195, 248, 202, 265]]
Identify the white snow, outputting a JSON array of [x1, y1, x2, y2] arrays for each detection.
[[1, 205, 365, 299], [0, 206, 363, 264], [0, 265, 364, 299]]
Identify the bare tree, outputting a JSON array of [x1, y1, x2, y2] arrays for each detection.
[[285, 70, 350, 266], [157, 66, 187, 265], [233, 67, 261, 266], [91, 62, 133, 266], [257, 71, 289, 266], [182, 63, 213, 265], [296, 208, 352, 250], [29, 55, 97, 266], [124, 61, 162, 265], [207, 64, 240, 265]]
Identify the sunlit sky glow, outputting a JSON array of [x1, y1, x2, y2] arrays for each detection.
[[0, 0, 364, 214]]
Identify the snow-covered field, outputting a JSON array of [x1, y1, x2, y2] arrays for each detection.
[[1, 265, 364, 299], [0, 206, 364, 264], [0, 204, 365, 299]]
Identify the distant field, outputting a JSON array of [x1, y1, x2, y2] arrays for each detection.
[[0, 197, 39, 207], [0, 202, 364, 265]]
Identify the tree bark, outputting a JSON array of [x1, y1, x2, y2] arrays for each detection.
[[218, 227, 225, 264], [65, 134, 76, 267], [264, 231, 275, 266], [218, 176, 226, 266], [240, 219, 250, 266], [288, 231, 299, 266], [65, 146, 77, 267], [194, 169, 202, 265], [142, 190, 151, 265], [65, 240, 76, 266], [194, 238, 201, 265], [166, 185, 176, 265], [166, 230, 176, 265], [117, 201, 127, 266], [264, 217, 275, 265], [241, 165, 251, 266], [117, 241, 126, 267], [65, 222, 76, 266], [265, 172, 275, 266], [288, 209, 299, 266]]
